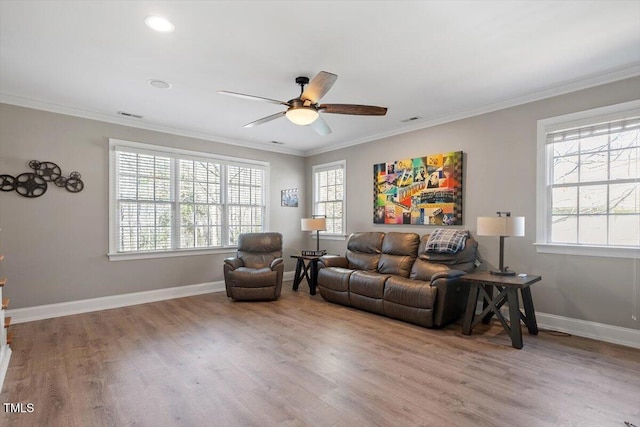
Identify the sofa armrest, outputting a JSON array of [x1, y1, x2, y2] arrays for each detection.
[[429, 269, 470, 328], [319, 255, 348, 269], [224, 257, 244, 270], [270, 257, 284, 270], [431, 269, 466, 282]]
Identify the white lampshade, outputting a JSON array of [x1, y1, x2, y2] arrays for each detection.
[[477, 216, 525, 237], [301, 217, 327, 231], [286, 107, 319, 125]]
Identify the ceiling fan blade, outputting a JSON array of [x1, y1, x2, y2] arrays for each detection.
[[309, 115, 332, 136], [243, 111, 286, 128], [301, 71, 338, 104], [319, 104, 388, 116], [217, 90, 289, 106]]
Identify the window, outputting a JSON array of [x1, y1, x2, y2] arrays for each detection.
[[109, 139, 268, 260], [312, 160, 346, 237], [536, 100, 640, 258]]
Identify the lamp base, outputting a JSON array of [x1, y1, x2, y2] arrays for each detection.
[[490, 269, 517, 276]]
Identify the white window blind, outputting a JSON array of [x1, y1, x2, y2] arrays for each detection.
[[109, 139, 268, 258], [538, 103, 640, 257], [313, 160, 346, 235]]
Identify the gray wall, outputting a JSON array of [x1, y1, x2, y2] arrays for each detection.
[[2, 77, 639, 331], [0, 104, 306, 308], [306, 76, 640, 330]]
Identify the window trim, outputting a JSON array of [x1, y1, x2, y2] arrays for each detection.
[[312, 159, 347, 240], [108, 138, 270, 261], [535, 100, 640, 259]]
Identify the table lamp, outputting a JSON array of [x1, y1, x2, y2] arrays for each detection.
[[301, 216, 326, 252], [476, 212, 525, 276]]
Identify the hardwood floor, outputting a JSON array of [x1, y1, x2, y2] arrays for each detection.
[[1, 282, 639, 427]]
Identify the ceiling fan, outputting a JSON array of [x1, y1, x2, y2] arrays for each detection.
[[217, 71, 387, 136]]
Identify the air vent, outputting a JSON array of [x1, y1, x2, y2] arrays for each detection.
[[117, 111, 144, 119], [401, 116, 422, 123]]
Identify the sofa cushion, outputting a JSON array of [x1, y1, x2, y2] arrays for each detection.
[[237, 232, 283, 269], [349, 271, 389, 314], [349, 271, 389, 299], [384, 276, 437, 309], [317, 267, 353, 292], [226, 267, 277, 288], [317, 267, 353, 306], [345, 232, 385, 271], [377, 232, 419, 277]]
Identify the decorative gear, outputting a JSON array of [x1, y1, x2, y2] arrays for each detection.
[[0, 174, 16, 191], [28, 160, 41, 170], [65, 178, 84, 193], [15, 173, 48, 198], [34, 161, 62, 182]]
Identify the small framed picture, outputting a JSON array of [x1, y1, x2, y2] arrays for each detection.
[[281, 188, 298, 207]]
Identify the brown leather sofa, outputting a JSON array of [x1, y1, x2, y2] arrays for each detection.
[[317, 231, 477, 328], [224, 232, 284, 301]]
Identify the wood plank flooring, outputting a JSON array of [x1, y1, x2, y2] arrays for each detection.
[[1, 282, 639, 427]]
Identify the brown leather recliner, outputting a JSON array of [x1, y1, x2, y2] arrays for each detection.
[[224, 232, 284, 301]]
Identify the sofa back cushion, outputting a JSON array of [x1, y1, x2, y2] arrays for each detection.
[[346, 232, 385, 271], [237, 232, 283, 269], [416, 234, 478, 272], [377, 232, 420, 277]]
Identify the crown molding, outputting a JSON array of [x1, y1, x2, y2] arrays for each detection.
[[3, 64, 639, 158], [0, 94, 307, 157], [303, 64, 640, 156]]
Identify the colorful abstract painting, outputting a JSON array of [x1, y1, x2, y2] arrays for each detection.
[[373, 151, 463, 226]]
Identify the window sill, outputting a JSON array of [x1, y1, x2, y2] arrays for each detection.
[[534, 243, 640, 259], [108, 247, 237, 261]]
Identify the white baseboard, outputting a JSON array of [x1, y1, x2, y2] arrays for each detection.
[[0, 345, 12, 393], [7, 270, 297, 325], [482, 304, 640, 349], [536, 312, 640, 349], [7, 281, 225, 324]]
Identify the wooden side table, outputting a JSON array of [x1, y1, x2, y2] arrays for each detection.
[[460, 271, 541, 349], [291, 255, 322, 295]]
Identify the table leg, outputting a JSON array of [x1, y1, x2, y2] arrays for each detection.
[[310, 259, 318, 295], [462, 283, 480, 335], [521, 287, 538, 335], [481, 285, 494, 324], [292, 259, 303, 291], [507, 288, 523, 349]]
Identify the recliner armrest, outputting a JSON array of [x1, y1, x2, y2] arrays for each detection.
[[431, 269, 466, 282], [270, 258, 284, 270], [224, 257, 244, 270], [319, 255, 348, 269], [429, 269, 470, 328]]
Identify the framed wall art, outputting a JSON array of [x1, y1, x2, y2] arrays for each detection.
[[281, 188, 299, 207], [373, 151, 463, 226]]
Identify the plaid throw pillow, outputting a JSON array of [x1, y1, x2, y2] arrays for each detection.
[[425, 229, 469, 254]]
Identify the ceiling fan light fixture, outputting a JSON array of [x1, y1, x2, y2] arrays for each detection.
[[145, 16, 175, 33], [286, 107, 319, 126]]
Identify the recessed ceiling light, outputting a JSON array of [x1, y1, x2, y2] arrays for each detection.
[[148, 79, 172, 89], [145, 16, 175, 33]]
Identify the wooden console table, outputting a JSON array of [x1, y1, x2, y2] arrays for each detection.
[[460, 271, 541, 349]]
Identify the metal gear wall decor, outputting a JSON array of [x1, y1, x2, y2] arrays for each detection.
[[0, 160, 84, 198]]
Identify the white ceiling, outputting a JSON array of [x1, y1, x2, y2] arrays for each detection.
[[1, 1, 639, 156]]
